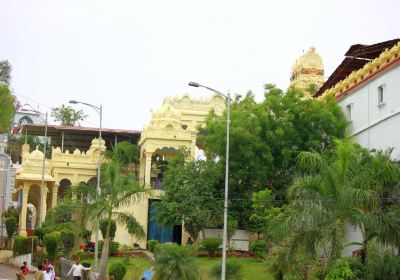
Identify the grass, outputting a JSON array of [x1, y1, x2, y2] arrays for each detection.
[[84, 256, 273, 280]]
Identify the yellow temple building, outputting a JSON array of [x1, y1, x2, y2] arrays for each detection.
[[290, 47, 325, 95], [14, 94, 225, 248]]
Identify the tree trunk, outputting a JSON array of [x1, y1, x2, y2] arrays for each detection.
[[98, 237, 110, 280]]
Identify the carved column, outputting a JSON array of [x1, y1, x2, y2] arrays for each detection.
[[52, 184, 59, 208], [139, 158, 145, 183], [19, 183, 30, 237], [144, 152, 152, 185]]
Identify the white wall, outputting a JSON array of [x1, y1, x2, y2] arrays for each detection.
[[338, 64, 400, 256], [339, 64, 400, 160]]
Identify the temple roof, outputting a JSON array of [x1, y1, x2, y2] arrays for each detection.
[[315, 39, 400, 97]]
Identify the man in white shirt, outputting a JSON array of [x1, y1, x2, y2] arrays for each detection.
[[44, 266, 53, 280], [67, 259, 91, 280]]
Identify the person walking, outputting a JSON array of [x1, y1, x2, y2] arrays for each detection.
[[34, 264, 44, 280], [67, 259, 91, 280]]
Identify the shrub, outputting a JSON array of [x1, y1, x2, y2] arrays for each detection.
[[5, 217, 17, 238], [81, 261, 91, 268], [13, 236, 38, 256], [324, 259, 355, 280], [153, 244, 199, 280], [44, 232, 61, 260], [210, 259, 243, 280], [34, 227, 45, 245], [109, 262, 127, 280], [147, 240, 159, 253], [364, 241, 400, 280], [251, 240, 269, 259], [199, 238, 223, 257], [111, 241, 120, 254], [61, 230, 75, 259]]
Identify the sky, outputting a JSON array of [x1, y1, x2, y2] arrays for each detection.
[[1, 0, 399, 131]]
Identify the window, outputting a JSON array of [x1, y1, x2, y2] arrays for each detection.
[[346, 103, 353, 121], [378, 84, 385, 105]]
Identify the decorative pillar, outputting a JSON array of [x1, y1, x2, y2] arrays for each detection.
[[139, 158, 145, 182], [41, 185, 48, 223], [19, 183, 29, 237], [52, 184, 59, 208], [144, 152, 152, 184]]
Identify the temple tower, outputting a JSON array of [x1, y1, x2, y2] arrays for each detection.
[[290, 47, 325, 95]]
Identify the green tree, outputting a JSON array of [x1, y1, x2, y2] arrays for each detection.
[[0, 85, 15, 133], [154, 148, 223, 241], [81, 144, 148, 280], [44, 231, 61, 260], [100, 220, 116, 241], [153, 244, 200, 280], [199, 85, 347, 228], [61, 230, 75, 259], [271, 139, 400, 271], [0, 60, 12, 85], [51, 104, 87, 126]]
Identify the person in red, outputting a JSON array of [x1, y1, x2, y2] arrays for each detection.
[[22, 261, 29, 276]]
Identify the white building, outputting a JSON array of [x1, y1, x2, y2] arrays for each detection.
[[316, 39, 400, 255], [316, 39, 400, 160]]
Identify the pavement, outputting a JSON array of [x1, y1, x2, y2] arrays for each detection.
[[0, 264, 34, 280]]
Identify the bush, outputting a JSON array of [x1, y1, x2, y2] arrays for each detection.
[[44, 232, 61, 260], [324, 259, 355, 280], [5, 217, 17, 238], [364, 241, 400, 280], [153, 244, 199, 280], [34, 227, 45, 245], [61, 230, 75, 258], [109, 262, 127, 280], [251, 240, 269, 259], [147, 240, 159, 253], [13, 236, 38, 256], [210, 259, 243, 280], [111, 241, 120, 254], [199, 238, 223, 257]]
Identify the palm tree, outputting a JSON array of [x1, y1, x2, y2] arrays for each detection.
[[271, 139, 400, 272], [80, 143, 148, 280], [153, 244, 200, 280]]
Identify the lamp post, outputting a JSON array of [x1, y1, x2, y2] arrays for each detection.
[[188, 81, 230, 280], [21, 109, 48, 228], [69, 100, 102, 272]]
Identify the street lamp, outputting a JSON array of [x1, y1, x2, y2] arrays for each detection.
[[188, 81, 230, 280], [69, 100, 102, 272], [21, 109, 48, 228]]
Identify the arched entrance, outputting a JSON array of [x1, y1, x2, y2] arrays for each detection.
[[58, 179, 72, 202]]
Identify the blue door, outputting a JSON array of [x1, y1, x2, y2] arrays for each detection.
[[148, 200, 173, 243]]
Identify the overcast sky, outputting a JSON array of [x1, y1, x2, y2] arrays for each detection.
[[1, 0, 399, 130]]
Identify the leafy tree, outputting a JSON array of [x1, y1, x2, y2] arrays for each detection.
[[154, 148, 223, 241], [199, 85, 347, 228], [199, 238, 222, 257], [0, 85, 15, 133], [153, 244, 200, 280], [44, 231, 61, 260], [5, 217, 17, 238], [271, 139, 400, 271], [51, 104, 87, 126], [80, 143, 148, 280], [61, 230, 75, 259], [0, 60, 12, 85], [324, 260, 355, 280]]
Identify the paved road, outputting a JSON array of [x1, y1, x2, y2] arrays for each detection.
[[0, 263, 18, 280], [0, 264, 34, 280]]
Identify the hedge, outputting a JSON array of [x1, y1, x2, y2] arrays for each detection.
[[13, 236, 38, 256]]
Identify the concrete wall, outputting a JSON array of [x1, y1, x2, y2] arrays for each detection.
[[339, 64, 400, 160], [338, 64, 400, 256]]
